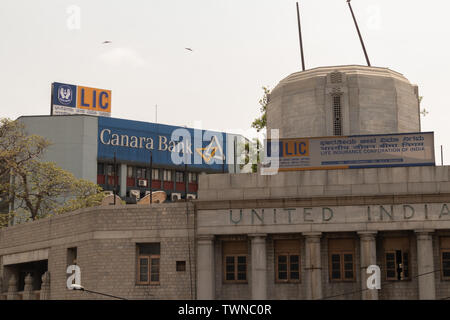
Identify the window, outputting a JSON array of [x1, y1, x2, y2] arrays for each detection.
[[106, 164, 114, 175], [136, 167, 146, 179], [97, 163, 105, 175], [332, 95, 342, 136], [152, 168, 159, 180], [383, 237, 410, 281], [223, 241, 248, 283], [137, 243, 160, 285], [440, 237, 450, 280], [328, 238, 356, 282], [274, 240, 301, 283], [67, 247, 77, 266], [175, 171, 185, 183], [163, 169, 172, 181], [188, 172, 198, 183], [176, 261, 186, 272], [127, 166, 134, 178]]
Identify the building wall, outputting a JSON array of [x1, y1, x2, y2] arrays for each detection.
[[0, 203, 195, 300], [19, 115, 98, 183]]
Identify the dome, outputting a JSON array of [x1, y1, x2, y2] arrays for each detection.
[[266, 65, 420, 139]]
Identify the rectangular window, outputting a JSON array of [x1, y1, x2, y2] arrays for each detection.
[[441, 237, 450, 280], [332, 95, 342, 136], [137, 243, 160, 285], [188, 173, 198, 183], [152, 168, 159, 180], [384, 237, 410, 281], [328, 238, 356, 282], [97, 163, 105, 175], [223, 241, 248, 283], [163, 170, 172, 181], [136, 167, 146, 179], [274, 240, 301, 283], [127, 166, 134, 178], [175, 171, 185, 183], [67, 247, 77, 266]]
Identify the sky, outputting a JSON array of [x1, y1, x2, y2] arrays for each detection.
[[1, 0, 450, 163]]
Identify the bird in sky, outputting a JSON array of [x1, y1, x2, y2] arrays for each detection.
[[185, 47, 193, 52], [102, 41, 112, 44]]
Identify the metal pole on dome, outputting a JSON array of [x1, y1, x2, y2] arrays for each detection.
[[296, 2, 306, 71], [347, 0, 371, 67]]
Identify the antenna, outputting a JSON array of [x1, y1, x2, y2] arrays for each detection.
[[346, 0, 371, 67], [296, 2, 306, 71]]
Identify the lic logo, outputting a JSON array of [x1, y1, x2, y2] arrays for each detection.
[[58, 85, 73, 105]]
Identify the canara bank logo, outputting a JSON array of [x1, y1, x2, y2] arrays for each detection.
[[196, 136, 225, 163], [57, 85, 73, 105]]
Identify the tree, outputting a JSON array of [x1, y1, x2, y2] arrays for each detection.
[[251, 86, 271, 132], [0, 118, 105, 225]]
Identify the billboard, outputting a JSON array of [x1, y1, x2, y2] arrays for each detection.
[[51, 82, 111, 117], [264, 132, 435, 172], [97, 117, 229, 172]]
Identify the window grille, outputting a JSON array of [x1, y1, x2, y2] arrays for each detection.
[[333, 95, 342, 136]]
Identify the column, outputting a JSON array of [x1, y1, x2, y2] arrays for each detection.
[[358, 231, 378, 300], [120, 163, 127, 198], [197, 235, 215, 300], [303, 232, 322, 300], [250, 234, 267, 300], [415, 230, 436, 300]]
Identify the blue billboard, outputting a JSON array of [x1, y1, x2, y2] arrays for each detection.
[[97, 117, 228, 171]]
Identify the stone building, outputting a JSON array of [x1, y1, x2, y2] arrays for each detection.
[[1, 65, 448, 300]]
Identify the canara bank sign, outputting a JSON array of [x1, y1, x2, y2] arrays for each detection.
[[97, 117, 231, 169], [100, 128, 193, 153]]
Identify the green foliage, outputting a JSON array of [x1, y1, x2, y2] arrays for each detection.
[[0, 118, 106, 225], [251, 86, 271, 132], [240, 138, 263, 173]]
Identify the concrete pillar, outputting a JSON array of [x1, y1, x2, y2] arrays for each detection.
[[120, 163, 127, 198], [415, 230, 436, 300], [303, 232, 322, 300], [250, 234, 267, 300], [197, 235, 215, 300], [358, 231, 378, 300]]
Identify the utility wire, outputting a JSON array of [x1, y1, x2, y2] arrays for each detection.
[[78, 287, 128, 300], [319, 269, 441, 300]]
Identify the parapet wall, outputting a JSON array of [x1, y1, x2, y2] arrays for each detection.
[[198, 166, 450, 201]]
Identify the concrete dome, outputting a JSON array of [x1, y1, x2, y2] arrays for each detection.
[[266, 65, 421, 139]]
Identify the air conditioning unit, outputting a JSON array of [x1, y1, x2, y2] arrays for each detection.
[[186, 193, 196, 200], [171, 193, 182, 202], [138, 179, 147, 187], [104, 190, 114, 196], [130, 190, 140, 200]]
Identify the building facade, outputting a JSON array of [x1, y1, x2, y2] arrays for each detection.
[[18, 115, 246, 203], [1, 65, 447, 300]]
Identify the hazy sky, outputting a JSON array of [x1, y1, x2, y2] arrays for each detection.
[[1, 0, 450, 163]]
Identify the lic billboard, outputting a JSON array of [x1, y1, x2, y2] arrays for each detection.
[[51, 82, 111, 117], [264, 132, 435, 172], [97, 117, 228, 171]]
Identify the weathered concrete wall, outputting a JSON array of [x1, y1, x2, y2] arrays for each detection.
[[267, 65, 420, 139], [198, 166, 450, 201]]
